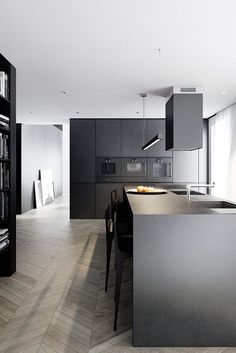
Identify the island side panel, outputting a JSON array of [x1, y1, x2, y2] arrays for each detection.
[[133, 214, 236, 347]]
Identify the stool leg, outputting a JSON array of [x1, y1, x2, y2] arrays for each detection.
[[105, 236, 113, 292], [114, 253, 126, 331]]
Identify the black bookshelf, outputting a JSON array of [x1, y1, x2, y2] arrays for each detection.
[[0, 53, 16, 276]]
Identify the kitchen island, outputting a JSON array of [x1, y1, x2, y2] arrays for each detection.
[[124, 186, 236, 347]]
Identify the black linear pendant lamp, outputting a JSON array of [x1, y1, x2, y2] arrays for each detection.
[[141, 93, 160, 151]]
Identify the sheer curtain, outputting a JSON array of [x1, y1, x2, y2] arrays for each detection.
[[209, 104, 236, 201]]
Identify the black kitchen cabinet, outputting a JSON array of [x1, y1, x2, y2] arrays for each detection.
[[96, 119, 121, 157], [70, 119, 95, 183], [122, 120, 147, 157], [96, 183, 123, 218], [70, 183, 95, 219], [146, 120, 172, 157]]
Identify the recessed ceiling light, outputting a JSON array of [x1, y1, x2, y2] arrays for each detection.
[[136, 112, 140, 114], [222, 91, 227, 95], [60, 91, 66, 95], [29, 111, 33, 114], [76, 112, 79, 114]]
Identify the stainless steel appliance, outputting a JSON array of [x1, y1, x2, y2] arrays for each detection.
[[147, 157, 172, 182], [122, 157, 146, 182], [96, 157, 121, 182]]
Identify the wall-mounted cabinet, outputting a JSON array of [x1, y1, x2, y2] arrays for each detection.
[[122, 120, 147, 157], [96, 120, 121, 157]]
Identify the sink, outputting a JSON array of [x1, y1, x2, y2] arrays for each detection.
[[172, 190, 204, 196], [195, 201, 236, 209]]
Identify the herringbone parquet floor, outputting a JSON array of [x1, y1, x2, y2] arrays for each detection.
[[0, 195, 235, 353]]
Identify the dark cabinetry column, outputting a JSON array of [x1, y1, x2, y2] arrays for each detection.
[[96, 120, 121, 157], [70, 119, 95, 218]]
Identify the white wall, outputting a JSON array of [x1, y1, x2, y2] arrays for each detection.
[[21, 125, 63, 213], [209, 104, 236, 202], [62, 123, 70, 193]]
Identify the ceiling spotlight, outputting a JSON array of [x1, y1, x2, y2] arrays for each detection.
[[29, 111, 33, 114], [222, 91, 227, 95], [136, 112, 140, 114], [60, 91, 66, 95], [76, 111, 79, 114]]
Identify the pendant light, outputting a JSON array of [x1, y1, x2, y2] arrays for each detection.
[[141, 93, 160, 151]]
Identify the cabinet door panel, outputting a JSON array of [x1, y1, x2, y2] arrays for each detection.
[[96, 183, 123, 219], [122, 120, 147, 157], [70, 183, 95, 219], [96, 120, 121, 157], [146, 120, 172, 157], [71, 146, 95, 183], [70, 119, 95, 183]]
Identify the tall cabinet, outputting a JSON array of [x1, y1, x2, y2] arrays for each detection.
[[0, 54, 16, 276], [70, 119, 95, 218]]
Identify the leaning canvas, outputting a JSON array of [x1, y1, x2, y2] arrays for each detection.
[[40, 169, 55, 205], [34, 180, 43, 208]]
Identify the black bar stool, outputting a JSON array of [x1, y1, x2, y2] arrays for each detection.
[[104, 205, 114, 292]]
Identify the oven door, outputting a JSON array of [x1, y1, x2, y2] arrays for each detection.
[[147, 158, 172, 182], [96, 157, 121, 182], [122, 157, 146, 182]]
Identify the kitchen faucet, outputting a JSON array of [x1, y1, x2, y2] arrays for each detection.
[[186, 182, 215, 200]]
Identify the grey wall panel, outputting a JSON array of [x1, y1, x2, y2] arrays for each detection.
[[173, 150, 198, 183], [21, 125, 63, 213]]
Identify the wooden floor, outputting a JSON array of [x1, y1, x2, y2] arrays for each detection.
[[0, 195, 234, 353]]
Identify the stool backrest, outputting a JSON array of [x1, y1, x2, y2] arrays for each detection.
[[105, 204, 113, 235]]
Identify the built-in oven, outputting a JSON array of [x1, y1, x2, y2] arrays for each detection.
[[96, 157, 122, 182], [122, 157, 146, 182], [147, 157, 172, 183]]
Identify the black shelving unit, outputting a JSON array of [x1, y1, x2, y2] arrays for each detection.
[[0, 53, 16, 276]]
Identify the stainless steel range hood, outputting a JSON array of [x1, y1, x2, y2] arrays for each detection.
[[165, 86, 203, 150]]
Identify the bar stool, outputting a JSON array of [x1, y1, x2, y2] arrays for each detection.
[[104, 205, 114, 292]]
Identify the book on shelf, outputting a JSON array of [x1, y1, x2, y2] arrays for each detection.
[[0, 232, 9, 243], [0, 228, 8, 236], [0, 72, 9, 99], [0, 239, 9, 251], [0, 133, 9, 158], [0, 120, 9, 130], [0, 192, 9, 220], [0, 163, 10, 189]]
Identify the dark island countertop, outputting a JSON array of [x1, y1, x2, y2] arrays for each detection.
[[124, 185, 236, 215]]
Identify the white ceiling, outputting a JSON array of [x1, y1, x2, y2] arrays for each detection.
[[1, 0, 236, 123]]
